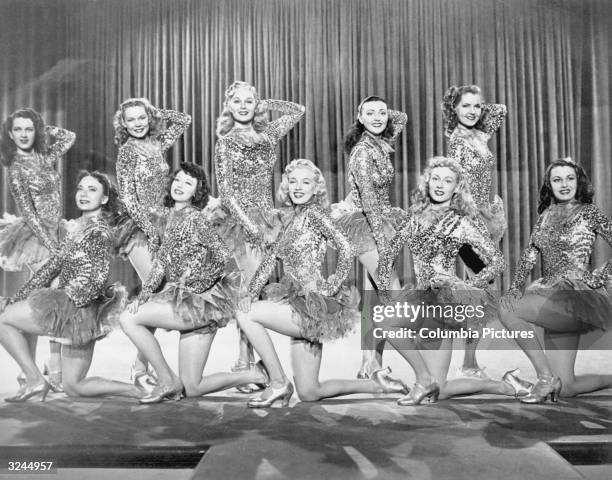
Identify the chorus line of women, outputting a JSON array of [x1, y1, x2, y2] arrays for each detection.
[[1, 81, 611, 408]]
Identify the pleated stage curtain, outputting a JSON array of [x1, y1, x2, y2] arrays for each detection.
[[1, 0, 611, 293]]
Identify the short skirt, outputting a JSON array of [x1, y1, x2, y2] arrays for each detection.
[[0, 214, 58, 271], [113, 210, 167, 259]]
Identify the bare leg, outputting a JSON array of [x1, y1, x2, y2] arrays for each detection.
[[234, 245, 262, 366], [384, 336, 435, 386], [291, 338, 381, 401], [0, 301, 46, 387], [62, 343, 142, 398], [358, 250, 401, 375], [545, 333, 612, 397], [178, 331, 266, 397], [127, 244, 154, 375]]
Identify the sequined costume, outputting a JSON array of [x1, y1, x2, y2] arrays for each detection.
[[138, 206, 239, 334], [209, 100, 305, 256], [507, 201, 612, 333], [447, 104, 507, 242], [0, 126, 75, 271], [249, 205, 360, 343], [332, 110, 408, 256], [115, 109, 191, 256], [378, 208, 504, 330], [1, 216, 127, 345]]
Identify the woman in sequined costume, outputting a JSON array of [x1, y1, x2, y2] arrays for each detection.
[[120, 163, 265, 404], [332, 95, 408, 379], [441, 85, 507, 378], [212, 81, 304, 384], [378, 157, 518, 405], [113, 98, 191, 381], [0, 108, 76, 392], [236, 159, 407, 408], [0, 171, 141, 402], [500, 159, 612, 403]]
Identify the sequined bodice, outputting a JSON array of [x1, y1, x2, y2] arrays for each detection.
[[11, 153, 61, 222], [510, 203, 612, 290], [140, 207, 230, 300], [15, 217, 113, 308], [123, 138, 169, 209]]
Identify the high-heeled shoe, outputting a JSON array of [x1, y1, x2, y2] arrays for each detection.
[[233, 361, 266, 394], [247, 381, 294, 408], [520, 375, 561, 404], [397, 380, 440, 406], [502, 368, 534, 397], [42, 364, 64, 393], [371, 367, 410, 394], [139, 379, 184, 404], [5, 380, 51, 403]]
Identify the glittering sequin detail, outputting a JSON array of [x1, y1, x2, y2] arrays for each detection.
[[139, 207, 231, 303], [509, 203, 612, 293], [116, 109, 191, 241], [7, 126, 75, 251], [249, 206, 354, 299], [347, 109, 407, 251], [215, 100, 304, 242], [13, 217, 113, 308], [447, 104, 506, 209], [379, 209, 505, 290]]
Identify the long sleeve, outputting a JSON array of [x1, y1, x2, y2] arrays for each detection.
[[116, 145, 157, 242], [479, 104, 507, 135], [308, 208, 354, 296], [349, 146, 388, 253], [214, 139, 262, 242], [387, 109, 407, 143], [157, 109, 192, 152], [263, 99, 305, 145], [194, 215, 232, 290], [45, 125, 76, 160], [12, 254, 62, 303], [458, 217, 505, 288], [588, 205, 612, 247], [248, 244, 280, 300], [508, 216, 543, 293], [139, 257, 166, 304], [7, 165, 58, 251], [378, 218, 413, 291]]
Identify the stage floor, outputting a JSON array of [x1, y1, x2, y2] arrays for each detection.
[[1, 321, 611, 479]]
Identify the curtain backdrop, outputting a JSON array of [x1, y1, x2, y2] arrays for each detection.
[[1, 0, 611, 293]]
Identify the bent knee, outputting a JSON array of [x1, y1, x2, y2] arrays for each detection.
[[296, 386, 322, 402], [62, 381, 83, 398]]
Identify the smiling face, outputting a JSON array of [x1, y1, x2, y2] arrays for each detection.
[[227, 86, 258, 125], [75, 175, 108, 213], [454, 92, 483, 128], [171, 170, 198, 205], [358, 100, 389, 136], [428, 166, 458, 206], [549, 165, 577, 203], [8, 117, 36, 152], [287, 167, 318, 205], [122, 105, 150, 139]]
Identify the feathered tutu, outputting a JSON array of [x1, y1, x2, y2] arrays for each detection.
[[148, 272, 241, 334], [113, 210, 167, 258], [22, 283, 128, 346], [261, 274, 360, 343], [0, 214, 57, 271]]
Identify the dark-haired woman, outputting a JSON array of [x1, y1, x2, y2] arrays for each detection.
[[113, 98, 191, 382], [0, 171, 139, 402], [332, 96, 407, 379], [441, 85, 507, 379], [500, 158, 612, 403], [0, 108, 75, 392], [212, 81, 304, 388], [120, 163, 264, 404]]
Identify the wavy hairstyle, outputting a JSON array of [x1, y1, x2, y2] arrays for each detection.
[[76, 170, 121, 224], [441, 85, 484, 137], [113, 98, 162, 146], [215, 81, 269, 137], [538, 158, 593, 214], [277, 158, 329, 209], [0, 108, 46, 166], [410, 156, 478, 218], [343, 95, 396, 154], [164, 162, 210, 210]]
